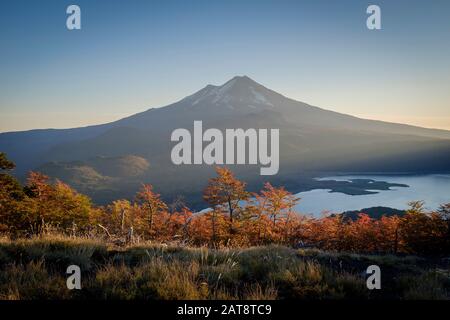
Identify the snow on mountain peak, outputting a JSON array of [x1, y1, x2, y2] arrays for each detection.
[[187, 76, 274, 108]]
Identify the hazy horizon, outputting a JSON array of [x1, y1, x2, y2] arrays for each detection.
[[1, 0, 450, 132]]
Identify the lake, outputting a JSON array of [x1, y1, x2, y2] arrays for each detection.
[[294, 174, 450, 217]]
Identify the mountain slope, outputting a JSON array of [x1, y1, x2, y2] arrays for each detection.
[[1, 76, 449, 206]]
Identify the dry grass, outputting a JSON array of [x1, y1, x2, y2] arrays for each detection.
[[0, 236, 448, 300]]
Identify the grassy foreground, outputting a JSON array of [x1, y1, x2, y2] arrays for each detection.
[[0, 236, 449, 300]]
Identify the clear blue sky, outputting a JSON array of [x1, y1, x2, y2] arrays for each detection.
[[1, 0, 449, 132]]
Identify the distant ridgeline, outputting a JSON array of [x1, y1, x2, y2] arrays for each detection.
[[340, 206, 406, 221]]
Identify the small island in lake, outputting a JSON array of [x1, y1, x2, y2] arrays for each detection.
[[315, 178, 409, 195]]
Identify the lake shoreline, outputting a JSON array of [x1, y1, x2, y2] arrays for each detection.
[[291, 173, 450, 216]]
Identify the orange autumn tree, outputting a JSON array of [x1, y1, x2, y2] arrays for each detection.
[[254, 183, 300, 244], [24, 172, 53, 234], [203, 167, 250, 238], [305, 214, 347, 251], [19, 172, 92, 235], [135, 184, 169, 239], [101, 199, 138, 238], [399, 201, 448, 255], [167, 206, 193, 241], [240, 200, 272, 245], [376, 215, 403, 254], [0, 153, 26, 235], [157, 206, 193, 242], [190, 212, 213, 245]]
